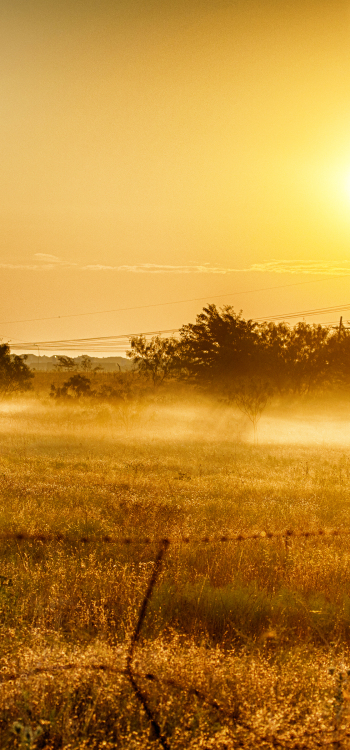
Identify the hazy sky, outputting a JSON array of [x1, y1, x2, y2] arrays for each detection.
[[2, 0, 350, 352]]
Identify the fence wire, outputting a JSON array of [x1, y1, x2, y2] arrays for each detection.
[[0, 526, 350, 545], [1, 528, 350, 747]]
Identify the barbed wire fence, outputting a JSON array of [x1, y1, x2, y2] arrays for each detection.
[[2, 525, 350, 545], [2, 527, 350, 748]]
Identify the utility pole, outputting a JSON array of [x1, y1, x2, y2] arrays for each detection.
[[338, 316, 343, 340]]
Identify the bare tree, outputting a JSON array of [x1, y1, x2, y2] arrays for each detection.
[[227, 377, 274, 443]]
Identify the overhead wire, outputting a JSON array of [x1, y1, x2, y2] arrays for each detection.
[[257, 302, 350, 322], [11, 329, 180, 353], [0, 272, 349, 327]]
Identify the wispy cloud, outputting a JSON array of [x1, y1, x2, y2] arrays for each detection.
[[0, 254, 77, 270], [0, 263, 43, 270], [82, 260, 350, 275], [249, 260, 350, 275], [1, 257, 349, 275], [82, 263, 238, 273]]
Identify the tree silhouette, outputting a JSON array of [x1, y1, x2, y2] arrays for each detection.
[[54, 355, 77, 372], [0, 344, 33, 396], [127, 335, 179, 385], [178, 304, 260, 384]]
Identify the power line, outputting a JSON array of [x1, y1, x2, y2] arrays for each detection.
[[258, 302, 350, 322], [11, 329, 179, 352], [0, 273, 348, 326]]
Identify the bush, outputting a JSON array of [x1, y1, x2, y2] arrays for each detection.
[[50, 374, 92, 399]]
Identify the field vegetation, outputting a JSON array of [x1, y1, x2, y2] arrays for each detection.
[[1, 371, 350, 748], [2, 307, 350, 747]]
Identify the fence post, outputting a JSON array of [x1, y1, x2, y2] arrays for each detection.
[[126, 539, 170, 749]]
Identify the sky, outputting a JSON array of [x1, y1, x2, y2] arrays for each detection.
[[1, 0, 350, 354]]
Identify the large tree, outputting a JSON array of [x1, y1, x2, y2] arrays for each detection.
[[178, 304, 260, 384], [178, 307, 341, 394], [0, 344, 33, 396]]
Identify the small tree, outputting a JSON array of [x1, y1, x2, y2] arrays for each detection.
[[0, 344, 33, 396], [79, 355, 93, 372], [227, 377, 274, 443], [127, 335, 179, 386], [50, 374, 92, 399], [54, 355, 77, 372]]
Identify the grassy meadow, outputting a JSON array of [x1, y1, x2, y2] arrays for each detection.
[[2, 374, 350, 747]]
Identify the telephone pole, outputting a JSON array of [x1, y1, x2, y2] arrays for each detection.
[[338, 316, 343, 340]]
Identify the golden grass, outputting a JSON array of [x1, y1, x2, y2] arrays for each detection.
[[2, 387, 350, 747]]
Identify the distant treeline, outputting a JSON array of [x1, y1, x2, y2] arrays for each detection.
[[128, 304, 350, 394], [24, 353, 132, 372]]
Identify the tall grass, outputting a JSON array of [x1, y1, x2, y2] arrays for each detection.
[[2, 388, 350, 746]]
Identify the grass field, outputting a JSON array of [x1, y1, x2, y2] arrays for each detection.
[[2, 381, 350, 748]]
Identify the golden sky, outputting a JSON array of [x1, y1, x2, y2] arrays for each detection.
[[1, 0, 350, 352]]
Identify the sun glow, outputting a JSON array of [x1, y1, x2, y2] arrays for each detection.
[[344, 172, 350, 200]]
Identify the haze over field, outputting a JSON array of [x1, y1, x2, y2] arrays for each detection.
[[1, 1, 350, 354], [2, 381, 350, 746], [3, 6, 350, 745]]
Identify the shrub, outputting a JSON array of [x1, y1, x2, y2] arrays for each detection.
[[50, 374, 92, 399]]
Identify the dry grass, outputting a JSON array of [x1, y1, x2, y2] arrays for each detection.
[[2, 385, 350, 747]]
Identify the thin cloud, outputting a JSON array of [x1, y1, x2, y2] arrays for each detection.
[[82, 260, 350, 275], [0, 263, 43, 270], [0, 262, 70, 270], [83, 263, 239, 273], [1, 257, 349, 275], [250, 260, 350, 275], [0, 254, 77, 270]]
